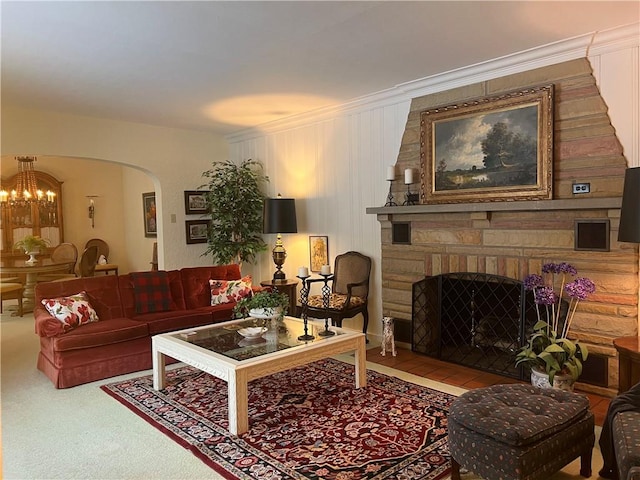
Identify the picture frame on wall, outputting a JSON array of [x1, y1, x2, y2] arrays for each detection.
[[186, 220, 210, 244], [420, 84, 554, 204], [142, 192, 157, 238], [309, 236, 329, 273], [184, 190, 208, 215]]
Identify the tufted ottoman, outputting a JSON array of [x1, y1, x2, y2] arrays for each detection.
[[448, 384, 595, 480]]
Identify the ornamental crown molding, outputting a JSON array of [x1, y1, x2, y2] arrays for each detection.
[[226, 22, 639, 143]]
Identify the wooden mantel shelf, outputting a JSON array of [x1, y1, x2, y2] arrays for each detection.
[[366, 197, 621, 215]]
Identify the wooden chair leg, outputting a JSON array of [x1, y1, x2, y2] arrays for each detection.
[[451, 458, 462, 480], [580, 446, 593, 477], [17, 291, 24, 317]]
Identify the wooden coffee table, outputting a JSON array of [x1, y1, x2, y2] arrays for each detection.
[[152, 316, 367, 435]]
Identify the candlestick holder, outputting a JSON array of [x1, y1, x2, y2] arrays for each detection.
[[317, 273, 336, 337], [403, 183, 419, 206], [296, 274, 314, 341], [384, 180, 397, 207]]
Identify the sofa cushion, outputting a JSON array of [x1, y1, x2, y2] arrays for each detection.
[[41, 291, 100, 332], [181, 264, 242, 309], [35, 275, 124, 320], [136, 310, 217, 335], [119, 270, 185, 318], [48, 317, 149, 352], [210, 274, 253, 305], [613, 411, 640, 480], [130, 271, 172, 313]]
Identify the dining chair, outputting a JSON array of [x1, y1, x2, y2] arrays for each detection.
[[85, 238, 109, 262], [0, 282, 24, 316], [38, 246, 99, 282], [305, 251, 372, 339], [36, 243, 79, 282]]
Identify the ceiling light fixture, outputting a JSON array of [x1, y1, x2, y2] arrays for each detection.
[[0, 156, 56, 207]]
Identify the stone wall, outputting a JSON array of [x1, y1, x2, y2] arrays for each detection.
[[377, 58, 639, 395]]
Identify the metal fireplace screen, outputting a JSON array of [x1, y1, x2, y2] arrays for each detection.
[[412, 272, 538, 379]]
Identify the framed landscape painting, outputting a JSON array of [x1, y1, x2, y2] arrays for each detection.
[[184, 191, 208, 215], [420, 84, 554, 204], [142, 192, 157, 237], [185, 220, 210, 244]]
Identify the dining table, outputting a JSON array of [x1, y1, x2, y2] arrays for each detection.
[[1, 258, 76, 313]]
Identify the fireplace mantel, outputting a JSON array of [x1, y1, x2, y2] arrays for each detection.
[[366, 197, 621, 216]]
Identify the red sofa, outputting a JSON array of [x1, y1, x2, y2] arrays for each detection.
[[34, 265, 247, 388]]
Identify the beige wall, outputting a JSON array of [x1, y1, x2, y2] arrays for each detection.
[[1, 106, 229, 271]]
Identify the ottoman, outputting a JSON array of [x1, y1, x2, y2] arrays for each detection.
[[448, 384, 595, 480]]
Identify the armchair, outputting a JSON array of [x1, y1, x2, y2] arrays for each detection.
[[305, 251, 371, 338]]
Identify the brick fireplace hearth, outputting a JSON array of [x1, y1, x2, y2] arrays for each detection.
[[367, 58, 639, 396]]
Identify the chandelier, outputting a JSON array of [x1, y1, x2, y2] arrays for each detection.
[[0, 156, 56, 207]]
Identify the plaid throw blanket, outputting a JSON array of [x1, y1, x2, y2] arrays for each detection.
[[130, 271, 172, 314]]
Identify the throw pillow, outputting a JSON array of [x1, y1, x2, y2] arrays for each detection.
[[210, 275, 253, 305], [131, 271, 172, 314], [41, 291, 100, 332]]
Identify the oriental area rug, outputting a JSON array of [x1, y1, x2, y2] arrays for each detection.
[[101, 358, 454, 480]]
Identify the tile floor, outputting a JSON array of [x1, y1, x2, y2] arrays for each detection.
[[366, 346, 611, 426]]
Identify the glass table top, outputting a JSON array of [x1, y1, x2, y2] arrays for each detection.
[[169, 317, 344, 362]]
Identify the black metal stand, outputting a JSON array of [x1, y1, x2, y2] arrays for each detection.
[[384, 180, 397, 206], [403, 183, 418, 206], [318, 273, 335, 337], [297, 274, 314, 341]]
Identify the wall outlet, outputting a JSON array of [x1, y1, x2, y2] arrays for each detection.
[[572, 183, 590, 194]]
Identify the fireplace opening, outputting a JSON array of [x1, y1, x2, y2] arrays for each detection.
[[412, 272, 538, 379]]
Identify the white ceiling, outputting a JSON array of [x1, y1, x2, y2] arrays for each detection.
[[2, 1, 638, 135]]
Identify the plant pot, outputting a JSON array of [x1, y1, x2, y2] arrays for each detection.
[[249, 307, 282, 320], [25, 251, 39, 265], [530, 367, 575, 392]]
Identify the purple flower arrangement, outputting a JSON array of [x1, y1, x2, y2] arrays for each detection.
[[516, 262, 595, 385], [523, 262, 595, 339]]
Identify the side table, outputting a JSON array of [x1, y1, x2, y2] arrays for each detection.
[[260, 279, 298, 316], [614, 336, 640, 394]]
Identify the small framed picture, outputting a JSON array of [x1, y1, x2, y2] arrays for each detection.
[[186, 220, 210, 244], [184, 191, 208, 215], [309, 236, 329, 273], [142, 192, 157, 238]]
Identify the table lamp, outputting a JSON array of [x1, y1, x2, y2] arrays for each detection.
[[263, 195, 297, 281], [618, 167, 640, 243]]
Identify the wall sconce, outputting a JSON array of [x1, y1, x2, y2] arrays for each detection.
[[618, 167, 640, 243], [263, 195, 298, 281], [87, 195, 98, 228]]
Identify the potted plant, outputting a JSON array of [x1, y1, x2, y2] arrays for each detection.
[[515, 262, 595, 390], [14, 235, 50, 265], [200, 159, 269, 266], [233, 290, 290, 320]]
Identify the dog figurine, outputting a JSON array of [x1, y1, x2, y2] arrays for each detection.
[[381, 316, 397, 357]]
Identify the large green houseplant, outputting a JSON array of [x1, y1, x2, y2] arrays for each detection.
[[200, 159, 269, 266]]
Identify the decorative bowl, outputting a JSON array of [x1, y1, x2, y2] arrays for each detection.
[[237, 326, 267, 339]]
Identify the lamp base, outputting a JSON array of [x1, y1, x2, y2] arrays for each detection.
[[272, 269, 286, 281]]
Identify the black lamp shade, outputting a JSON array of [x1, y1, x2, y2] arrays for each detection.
[[263, 197, 297, 234], [618, 167, 640, 243]]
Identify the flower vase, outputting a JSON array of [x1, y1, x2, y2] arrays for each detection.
[[249, 307, 282, 320], [25, 252, 39, 265], [530, 367, 575, 392]]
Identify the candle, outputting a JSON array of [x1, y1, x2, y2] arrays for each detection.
[[404, 168, 414, 185], [321, 264, 331, 275], [298, 266, 309, 278], [386, 166, 395, 181]]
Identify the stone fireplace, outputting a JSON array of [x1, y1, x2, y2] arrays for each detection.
[[367, 58, 639, 396]]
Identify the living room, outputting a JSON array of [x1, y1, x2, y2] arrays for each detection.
[[2, 2, 640, 479]]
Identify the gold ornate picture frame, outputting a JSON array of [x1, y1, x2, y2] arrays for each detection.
[[420, 84, 554, 204]]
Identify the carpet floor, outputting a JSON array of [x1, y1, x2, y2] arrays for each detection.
[[102, 358, 454, 480]]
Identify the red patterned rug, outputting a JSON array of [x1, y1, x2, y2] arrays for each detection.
[[101, 358, 454, 480]]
